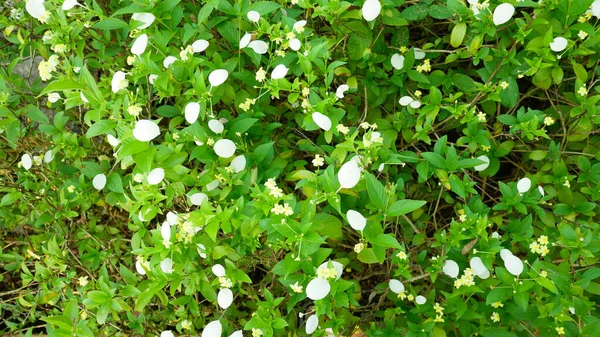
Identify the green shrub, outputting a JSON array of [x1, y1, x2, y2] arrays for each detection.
[[1, 0, 600, 336]]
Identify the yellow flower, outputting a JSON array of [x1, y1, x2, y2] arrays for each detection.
[[286, 32, 296, 40], [491, 312, 500, 322], [538, 235, 549, 245], [181, 320, 192, 330], [302, 87, 310, 97], [414, 90, 422, 98], [434, 302, 444, 314], [354, 242, 365, 253], [255, 67, 266, 82], [269, 186, 284, 198], [312, 154, 325, 167], [290, 281, 303, 293], [336, 124, 349, 135], [544, 116, 555, 126], [78, 276, 89, 286], [264, 178, 278, 190], [252, 328, 263, 337], [67, 185, 76, 193], [578, 85, 588, 96], [127, 105, 142, 117], [491, 302, 503, 308], [282, 203, 294, 216], [482, 145, 490, 152], [407, 294, 414, 301], [399, 46, 408, 53], [578, 30, 588, 40], [396, 251, 408, 260], [433, 315, 444, 323], [477, 111, 487, 122], [555, 327, 565, 335], [499, 81, 509, 90], [219, 277, 233, 288], [539, 270, 548, 278]]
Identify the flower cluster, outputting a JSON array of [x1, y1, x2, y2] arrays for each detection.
[[416, 59, 431, 73], [271, 203, 293, 216], [454, 268, 476, 288], [264, 178, 284, 198], [38, 55, 60, 81], [219, 276, 233, 288], [316, 264, 338, 280], [529, 235, 550, 257], [433, 302, 445, 322]]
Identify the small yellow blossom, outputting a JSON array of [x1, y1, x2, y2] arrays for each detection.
[[255, 67, 266, 82], [482, 145, 491, 152], [433, 315, 444, 323], [578, 85, 588, 96], [360, 122, 370, 129], [133, 173, 144, 183], [538, 235, 549, 245], [556, 327, 565, 335], [282, 203, 294, 216], [290, 281, 303, 293], [52, 44, 67, 53], [407, 294, 414, 301], [286, 32, 296, 40], [397, 251, 408, 260], [219, 276, 233, 288], [252, 328, 263, 337], [459, 214, 467, 222], [269, 186, 284, 198], [354, 242, 365, 253], [302, 87, 310, 97], [127, 55, 135, 65], [181, 320, 192, 330], [127, 105, 142, 117], [336, 124, 349, 135], [491, 312, 500, 322], [477, 111, 487, 122], [499, 81, 509, 90], [312, 154, 325, 167], [264, 178, 278, 190], [207, 138, 215, 146], [275, 50, 285, 57], [416, 59, 432, 73], [544, 116, 555, 126], [578, 30, 588, 40], [563, 178, 571, 188], [491, 302, 503, 308], [78, 276, 89, 286], [399, 46, 408, 53], [67, 185, 76, 193], [539, 270, 548, 278], [434, 302, 445, 314], [398, 291, 407, 300]]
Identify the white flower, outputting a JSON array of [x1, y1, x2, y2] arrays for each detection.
[[185, 102, 200, 124], [271, 64, 289, 79], [312, 112, 332, 131], [163, 56, 178, 68], [230, 155, 246, 173], [346, 210, 366, 231], [213, 139, 236, 158], [549, 37, 568, 52], [306, 315, 318, 334], [336, 84, 349, 98], [47, 92, 60, 103], [492, 3, 515, 25], [192, 39, 209, 53], [442, 259, 459, 278], [133, 120, 161, 142], [131, 13, 155, 29], [247, 10, 260, 22], [474, 155, 490, 171], [391, 54, 404, 70], [240, 33, 252, 49], [337, 160, 361, 189], [208, 69, 229, 87], [517, 177, 531, 193], [202, 320, 222, 337], [212, 264, 226, 277], [190, 192, 208, 206], [289, 38, 301, 51], [161, 331, 174, 337], [107, 134, 120, 146], [415, 295, 427, 305], [147, 168, 165, 185], [92, 174, 106, 190], [306, 278, 330, 300], [248, 40, 269, 54], [21, 154, 33, 170], [389, 279, 405, 293], [217, 288, 233, 309], [26, 0, 46, 19], [111, 71, 128, 93], [362, 0, 382, 22], [160, 258, 174, 274], [149, 74, 158, 84], [62, 0, 78, 10], [44, 150, 54, 163], [131, 34, 148, 55]]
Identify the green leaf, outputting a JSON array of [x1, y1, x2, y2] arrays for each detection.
[[449, 174, 466, 199], [499, 77, 519, 108], [106, 173, 124, 193], [486, 288, 511, 304], [483, 328, 517, 337], [388, 200, 427, 216], [366, 173, 388, 210], [357, 248, 379, 264], [248, 1, 280, 14], [86, 120, 116, 138], [228, 117, 258, 136], [450, 22, 467, 48], [422, 152, 446, 169], [39, 79, 85, 96], [94, 18, 129, 30], [26, 105, 49, 123], [528, 150, 547, 161], [372, 234, 401, 249], [538, 278, 558, 294]]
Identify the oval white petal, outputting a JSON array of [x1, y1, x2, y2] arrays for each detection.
[[197, 243, 207, 258], [337, 160, 361, 189], [80, 92, 89, 103], [491, 231, 500, 239], [26, 0, 46, 19], [415, 295, 427, 305], [206, 180, 219, 191], [148, 168, 165, 185], [192, 39, 210, 53], [306, 278, 330, 300], [185, 102, 200, 124], [442, 259, 459, 278], [133, 120, 161, 142], [107, 134, 120, 146], [478, 268, 490, 279], [550, 37, 568, 52], [306, 315, 318, 334], [202, 320, 222, 337], [239, 33, 252, 49], [131, 13, 155, 29], [312, 112, 332, 131], [504, 255, 523, 276], [93, 174, 106, 190], [271, 64, 289, 79], [131, 34, 148, 55], [517, 177, 531, 193], [190, 192, 208, 206], [230, 155, 246, 173], [289, 38, 301, 51], [161, 331, 174, 337], [44, 150, 54, 163], [362, 0, 382, 22], [493, 3, 515, 25], [378, 163, 385, 172], [160, 258, 173, 274], [399, 96, 414, 106], [499, 248, 514, 261], [21, 154, 33, 170], [166, 211, 178, 226], [229, 331, 243, 337], [161, 221, 171, 241], [111, 71, 127, 93], [470, 257, 487, 276], [135, 259, 147, 275], [208, 119, 224, 133], [409, 100, 422, 109], [346, 210, 366, 231], [149, 74, 158, 84], [214, 139, 236, 158], [248, 40, 269, 54], [163, 56, 178, 68], [217, 288, 233, 309], [247, 10, 260, 22], [209, 69, 229, 87], [414, 48, 426, 60], [474, 155, 490, 171], [389, 279, 405, 294], [293, 20, 307, 31], [391, 54, 405, 70], [336, 84, 349, 98], [538, 185, 545, 196], [212, 264, 226, 277], [62, 0, 78, 10]]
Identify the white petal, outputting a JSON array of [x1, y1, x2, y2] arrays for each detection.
[[491, 231, 500, 239], [208, 119, 224, 133], [442, 259, 459, 278], [133, 120, 161, 142], [336, 84, 349, 98], [48, 93, 60, 103], [306, 315, 318, 334], [409, 100, 422, 109], [148, 168, 165, 185], [538, 185, 545, 196], [230, 155, 246, 173], [391, 54, 404, 70], [166, 211, 178, 226], [550, 37, 568, 52], [293, 20, 307, 31], [202, 320, 222, 337], [593, 3, 600, 18], [399, 96, 414, 106], [499, 248, 514, 261], [185, 102, 200, 124], [248, 40, 269, 54], [337, 160, 361, 189], [163, 56, 178, 68], [370, 131, 382, 142], [346, 210, 366, 231], [474, 155, 490, 171], [318, 261, 344, 280], [197, 243, 207, 258], [131, 34, 148, 55], [389, 279, 405, 294], [289, 38, 301, 51], [306, 278, 330, 300], [247, 10, 260, 22], [312, 112, 332, 131], [493, 3, 515, 26], [229, 331, 243, 337], [214, 139, 236, 158], [414, 48, 426, 60], [362, 0, 382, 22], [161, 221, 171, 241], [192, 39, 210, 53], [80, 92, 89, 103], [217, 288, 233, 309], [26, 0, 46, 19], [504, 255, 523, 276], [212, 264, 226, 277], [111, 71, 127, 93], [107, 134, 120, 146], [470, 257, 487, 276], [21, 154, 33, 170], [161, 331, 174, 337], [209, 69, 229, 87], [131, 13, 155, 29], [517, 177, 531, 193], [62, 0, 78, 10], [415, 295, 427, 305], [478, 268, 490, 279], [378, 163, 385, 172], [206, 180, 219, 191], [190, 192, 208, 206], [239, 33, 252, 49], [44, 150, 54, 163], [569, 307, 575, 315], [135, 259, 147, 275], [149, 74, 158, 84], [93, 174, 106, 190], [160, 258, 173, 274], [271, 64, 289, 79]]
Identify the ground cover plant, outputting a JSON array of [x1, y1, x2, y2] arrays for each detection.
[[1, 0, 600, 336]]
